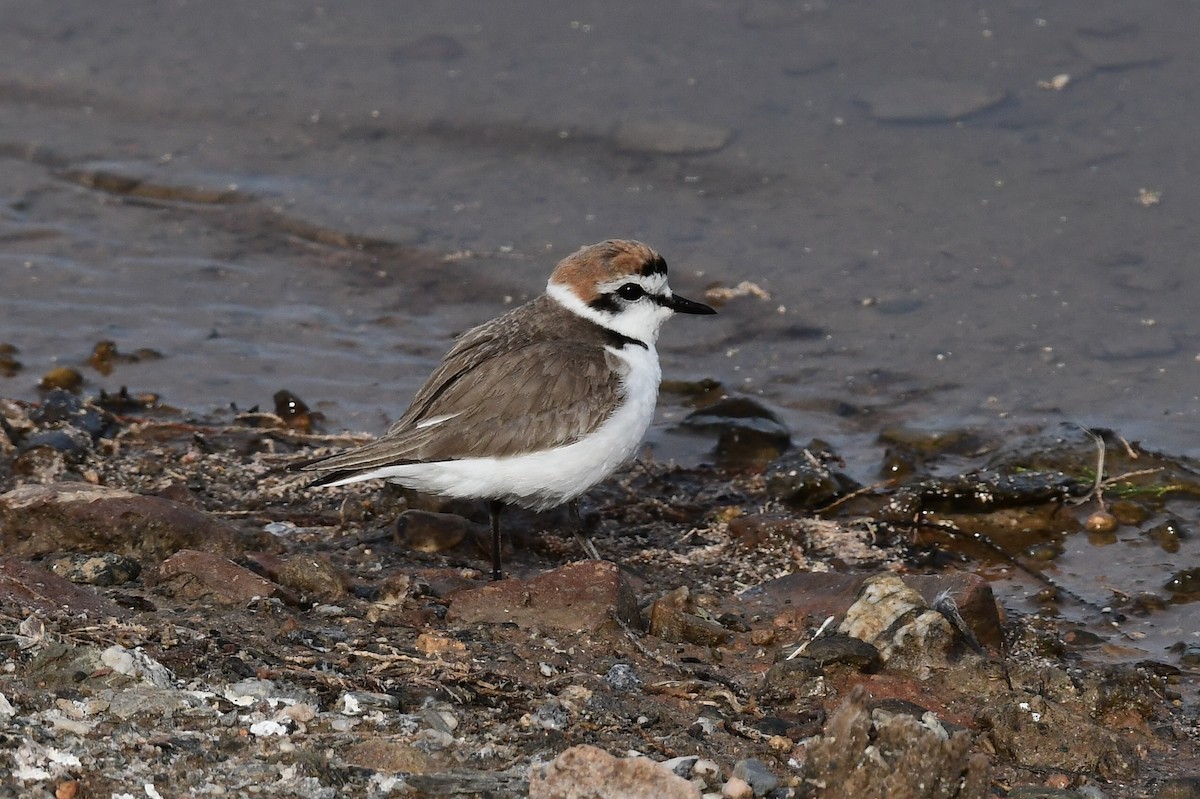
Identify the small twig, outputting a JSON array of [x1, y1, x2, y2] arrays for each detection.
[[816, 481, 890, 514], [1074, 426, 1107, 508], [1116, 433, 1138, 460], [1100, 467, 1164, 488]]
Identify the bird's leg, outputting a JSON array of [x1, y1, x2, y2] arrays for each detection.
[[489, 499, 504, 581], [569, 499, 602, 562]]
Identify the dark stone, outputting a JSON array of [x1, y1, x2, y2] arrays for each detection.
[[802, 634, 881, 671]]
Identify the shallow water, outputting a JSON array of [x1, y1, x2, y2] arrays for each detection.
[[2, 1, 1198, 668]]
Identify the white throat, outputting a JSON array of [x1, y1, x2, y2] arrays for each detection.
[[546, 281, 672, 345]]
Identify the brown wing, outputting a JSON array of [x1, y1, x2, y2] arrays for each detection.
[[301, 322, 624, 478]]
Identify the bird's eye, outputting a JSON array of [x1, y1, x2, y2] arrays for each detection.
[[617, 283, 646, 301]]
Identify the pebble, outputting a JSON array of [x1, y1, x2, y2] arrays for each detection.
[[342, 739, 432, 773], [721, 777, 753, 799], [1085, 511, 1118, 533], [529, 744, 700, 799], [39, 366, 83, 392], [800, 634, 881, 671], [604, 663, 643, 692], [762, 448, 844, 509], [275, 553, 347, 599], [47, 552, 141, 586], [663, 755, 699, 778], [692, 759, 722, 789], [648, 587, 731, 646], [731, 759, 779, 796], [395, 509, 472, 553], [1165, 568, 1200, 595]]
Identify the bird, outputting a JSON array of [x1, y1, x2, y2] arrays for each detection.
[[299, 239, 716, 580]]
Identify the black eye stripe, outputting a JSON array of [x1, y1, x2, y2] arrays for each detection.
[[588, 294, 621, 314]]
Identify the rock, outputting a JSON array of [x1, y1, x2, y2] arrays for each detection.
[[529, 744, 700, 799], [448, 560, 642, 633], [732, 758, 779, 796], [614, 118, 732, 156], [275, 553, 347, 599], [648, 586, 730, 646], [107, 686, 194, 720], [682, 396, 791, 469], [100, 644, 174, 688], [46, 552, 140, 586], [722, 776, 753, 799], [17, 427, 93, 461], [149, 549, 295, 605], [802, 685, 990, 797], [763, 446, 848, 508], [341, 740, 433, 773], [839, 574, 956, 674], [739, 570, 1004, 650], [0, 483, 245, 562], [761, 656, 823, 698], [976, 694, 1137, 781], [395, 509, 473, 553], [0, 558, 124, 618], [800, 634, 881, 672], [38, 366, 83, 392], [604, 663, 642, 691], [859, 78, 1007, 123]]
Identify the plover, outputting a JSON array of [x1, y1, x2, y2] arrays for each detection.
[[301, 239, 716, 579]]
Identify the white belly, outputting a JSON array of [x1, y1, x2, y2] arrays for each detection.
[[342, 343, 662, 509]]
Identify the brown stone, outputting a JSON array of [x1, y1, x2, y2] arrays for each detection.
[[529, 744, 700, 799], [448, 561, 642, 633], [0, 557, 124, 618], [0, 483, 244, 563], [341, 739, 432, 773], [648, 586, 731, 646], [275, 553, 347, 599], [149, 549, 295, 605], [394, 509, 473, 553]]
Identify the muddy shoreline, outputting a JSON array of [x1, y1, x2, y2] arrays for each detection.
[[0, 388, 1198, 797]]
